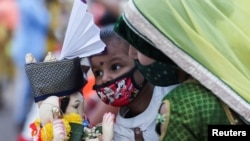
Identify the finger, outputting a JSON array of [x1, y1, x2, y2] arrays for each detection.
[[52, 119, 63, 125], [107, 113, 115, 123], [54, 128, 65, 135], [53, 120, 65, 131], [53, 124, 65, 131], [103, 112, 110, 122], [53, 124, 65, 129], [53, 126, 66, 136], [134, 128, 144, 141]]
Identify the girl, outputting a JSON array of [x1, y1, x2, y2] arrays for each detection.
[[88, 25, 178, 141]]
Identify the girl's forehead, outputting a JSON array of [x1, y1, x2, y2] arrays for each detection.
[[91, 45, 129, 62]]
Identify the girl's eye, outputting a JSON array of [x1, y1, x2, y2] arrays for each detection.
[[93, 70, 103, 77], [111, 64, 121, 71]]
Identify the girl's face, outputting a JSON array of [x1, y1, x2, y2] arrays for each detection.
[[90, 41, 144, 86], [65, 92, 84, 117], [128, 45, 155, 65]]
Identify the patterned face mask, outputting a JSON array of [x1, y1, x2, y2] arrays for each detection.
[[135, 60, 178, 86], [93, 67, 147, 107]]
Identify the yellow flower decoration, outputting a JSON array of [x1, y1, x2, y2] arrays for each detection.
[[40, 122, 53, 141], [30, 113, 82, 141], [64, 113, 82, 124]]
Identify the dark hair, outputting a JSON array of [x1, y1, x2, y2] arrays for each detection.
[[60, 96, 70, 114], [100, 24, 119, 42], [99, 11, 118, 26], [98, 24, 129, 55]]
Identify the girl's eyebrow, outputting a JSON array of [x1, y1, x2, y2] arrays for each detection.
[[110, 57, 124, 63], [91, 56, 124, 68]]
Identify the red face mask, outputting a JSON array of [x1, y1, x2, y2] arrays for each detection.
[[93, 67, 147, 107]]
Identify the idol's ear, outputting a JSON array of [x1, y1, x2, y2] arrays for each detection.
[[25, 53, 37, 64], [39, 96, 60, 125]]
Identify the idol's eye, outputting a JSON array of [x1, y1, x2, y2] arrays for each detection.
[[73, 103, 80, 109], [111, 64, 121, 71], [93, 70, 103, 77]]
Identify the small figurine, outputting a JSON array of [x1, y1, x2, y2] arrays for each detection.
[[24, 0, 116, 139]]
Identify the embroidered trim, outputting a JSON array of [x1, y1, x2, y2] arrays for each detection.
[[160, 100, 170, 141], [183, 78, 199, 84], [221, 102, 238, 125], [156, 113, 166, 124]]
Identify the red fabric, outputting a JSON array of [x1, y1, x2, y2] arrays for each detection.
[[82, 76, 96, 99], [0, 0, 19, 30], [17, 134, 31, 141], [29, 122, 42, 141], [87, 2, 105, 27]]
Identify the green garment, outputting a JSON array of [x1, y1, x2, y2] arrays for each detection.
[[119, 0, 250, 122], [158, 81, 230, 141]]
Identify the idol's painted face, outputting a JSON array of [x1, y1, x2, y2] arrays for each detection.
[[65, 92, 84, 116]]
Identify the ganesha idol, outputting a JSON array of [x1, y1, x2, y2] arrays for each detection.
[[25, 53, 114, 141]]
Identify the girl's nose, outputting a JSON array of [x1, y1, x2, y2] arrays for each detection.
[[101, 71, 113, 84]]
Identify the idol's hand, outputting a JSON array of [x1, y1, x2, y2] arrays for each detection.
[[102, 112, 115, 141], [52, 119, 66, 141]]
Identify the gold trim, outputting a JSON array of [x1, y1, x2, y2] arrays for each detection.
[[123, 0, 250, 122], [160, 100, 170, 141], [221, 102, 238, 125]]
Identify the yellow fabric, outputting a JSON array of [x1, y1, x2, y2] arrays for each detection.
[[46, 0, 61, 52], [0, 24, 15, 79], [133, 0, 250, 102]]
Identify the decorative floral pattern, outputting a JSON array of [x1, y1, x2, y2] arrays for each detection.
[[156, 113, 166, 124], [30, 113, 81, 141]]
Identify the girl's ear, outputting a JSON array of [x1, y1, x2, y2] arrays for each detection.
[[81, 65, 90, 74], [80, 57, 91, 73], [128, 45, 138, 59]]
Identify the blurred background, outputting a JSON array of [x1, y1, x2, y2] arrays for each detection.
[[0, 0, 122, 140]]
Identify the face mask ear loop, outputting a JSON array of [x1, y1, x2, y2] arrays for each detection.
[[131, 67, 148, 90]]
